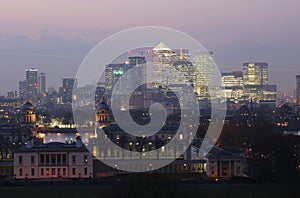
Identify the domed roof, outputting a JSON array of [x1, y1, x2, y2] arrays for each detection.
[[22, 99, 34, 111], [98, 101, 109, 111]]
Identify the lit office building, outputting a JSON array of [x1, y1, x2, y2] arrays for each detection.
[[192, 51, 214, 99], [152, 42, 173, 87], [243, 62, 276, 102], [221, 70, 244, 101], [243, 62, 268, 86]]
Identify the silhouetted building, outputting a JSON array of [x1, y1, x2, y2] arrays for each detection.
[[19, 80, 27, 100], [38, 72, 46, 94], [25, 68, 38, 104], [62, 78, 77, 104]]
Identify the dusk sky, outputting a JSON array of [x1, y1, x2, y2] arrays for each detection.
[[1, 0, 300, 95]]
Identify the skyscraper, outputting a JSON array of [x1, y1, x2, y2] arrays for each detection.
[[38, 73, 46, 94], [221, 70, 243, 100], [105, 57, 146, 99], [62, 78, 77, 104], [152, 42, 172, 87], [296, 75, 300, 105], [192, 51, 214, 98], [19, 80, 27, 100], [243, 62, 268, 86], [243, 63, 276, 102], [25, 68, 38, 103]]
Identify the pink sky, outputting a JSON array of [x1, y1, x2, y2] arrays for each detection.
[[0, 0, 300, 94]]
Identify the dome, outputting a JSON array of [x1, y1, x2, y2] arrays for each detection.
[[98, 101, 109, 112], [21, 99, 34, 111]]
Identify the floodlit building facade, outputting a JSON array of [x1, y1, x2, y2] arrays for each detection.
[[13, 137, 93, 179], [242, 62, 277, 102]]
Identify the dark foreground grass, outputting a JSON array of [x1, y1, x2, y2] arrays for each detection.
[[0, 174, 299, 198], [1, 183, 299, 198]]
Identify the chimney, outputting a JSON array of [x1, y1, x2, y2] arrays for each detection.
[[76, 136, 83, 148], [26, 138, 33, 149]]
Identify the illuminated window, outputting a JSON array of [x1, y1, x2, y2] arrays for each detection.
[[84, 155, 88, 163], [46, 168, 49, 176], [222, 168, 228, 176]]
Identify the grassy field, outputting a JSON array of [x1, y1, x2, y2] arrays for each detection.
[[0, 174, 299, 198]]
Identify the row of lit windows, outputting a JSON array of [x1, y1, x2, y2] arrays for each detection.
[[18, 167, 89, 177]]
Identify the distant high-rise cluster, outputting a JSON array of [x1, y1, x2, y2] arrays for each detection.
[[18, 68, 46, 104], [12, 46, 280, 107], [222, 63, 277, 104]]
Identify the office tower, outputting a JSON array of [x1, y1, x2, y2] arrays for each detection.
[[296, 75, 300, 105], [152, 42, 172, 87], [38, 73, 46, 94], [62, 78, 77, 104], [25, 68, 38, 103], [243, 63, 276, 102], [221, 70, 243, 100], [243, 62, 268, 86], [105, 63, 128, 93], [19, 80, 27, 100], [127, 56, 146, 89], [192, 51, 214, 98]]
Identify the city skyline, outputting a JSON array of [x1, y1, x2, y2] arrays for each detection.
[[1, 1, 300, 95]]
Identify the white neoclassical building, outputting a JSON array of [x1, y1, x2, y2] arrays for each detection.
[[13, 137, 93, 179], [187, 139, 246, 179], [205, 147, 246, 179]]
